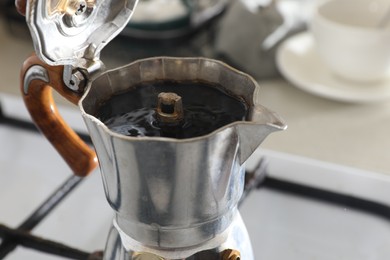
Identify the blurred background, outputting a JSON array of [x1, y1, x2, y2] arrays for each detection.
[[0, 0, 312, 79]]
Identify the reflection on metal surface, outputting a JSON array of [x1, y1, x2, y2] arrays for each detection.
[[27, 0, 139, 66], [105, 213, 253, 259], [23, 65, 49, 95], [47, 0, 95, 17], [62, 0, 96, 28]]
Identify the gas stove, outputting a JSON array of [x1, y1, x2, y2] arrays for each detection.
[[1, 94, 390, 259]]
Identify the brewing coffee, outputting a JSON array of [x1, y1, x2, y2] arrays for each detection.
[[96, 80, 248, 139]]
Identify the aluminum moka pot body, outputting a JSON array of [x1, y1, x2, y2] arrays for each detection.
[[80, 57, 286, 259]]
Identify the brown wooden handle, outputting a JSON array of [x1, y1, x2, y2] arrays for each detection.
[[20, 54, 98, 177], [15, 0, 27, 16]]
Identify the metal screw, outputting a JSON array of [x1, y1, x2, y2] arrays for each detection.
[[63, 0, 95, 27], [75, 1, 87, 15]]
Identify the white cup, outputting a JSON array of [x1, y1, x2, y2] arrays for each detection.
[[310, 0, 390, 83]]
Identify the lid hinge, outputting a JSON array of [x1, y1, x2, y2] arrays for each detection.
[[63, 59, 105, 93]]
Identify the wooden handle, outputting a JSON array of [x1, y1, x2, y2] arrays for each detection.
[[15, 0, 27, 16], [20, 54, 98, 177]]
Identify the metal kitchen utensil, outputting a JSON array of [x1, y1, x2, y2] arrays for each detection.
[[20, 0, 286, 259], [82, 57, 286, 259]]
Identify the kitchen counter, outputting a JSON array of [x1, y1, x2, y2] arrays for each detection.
[[1, 16, 389, 175]]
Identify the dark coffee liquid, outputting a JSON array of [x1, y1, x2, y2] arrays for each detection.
[[96, 80, 248, 139]]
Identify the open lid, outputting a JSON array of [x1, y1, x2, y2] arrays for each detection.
[[26, 0, 138, 66]]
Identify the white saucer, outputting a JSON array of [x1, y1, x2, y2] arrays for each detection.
[[276, 32, 390, 103]]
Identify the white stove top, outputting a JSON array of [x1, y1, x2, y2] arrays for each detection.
[[1, 94, 390, 259]]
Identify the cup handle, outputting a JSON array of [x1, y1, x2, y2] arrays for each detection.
[[20, 54, 98, 177]]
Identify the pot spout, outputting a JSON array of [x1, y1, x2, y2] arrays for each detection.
[[237, 104, 287, 164]]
